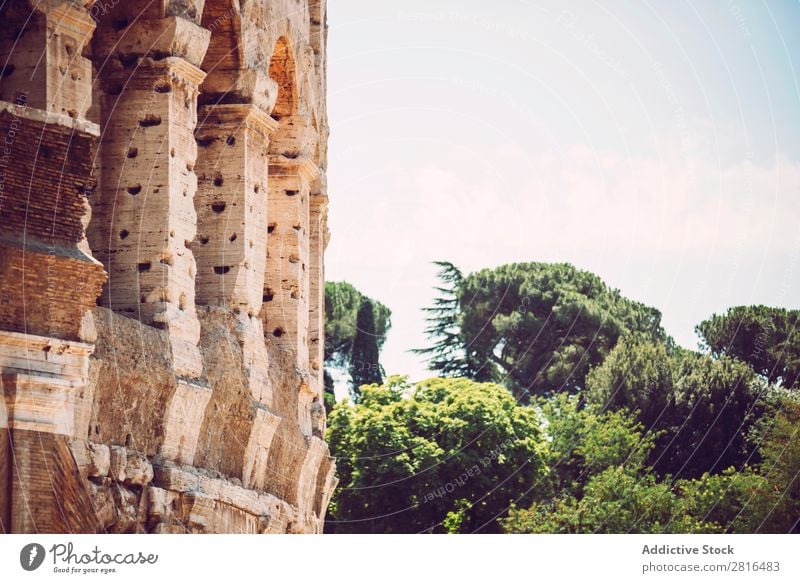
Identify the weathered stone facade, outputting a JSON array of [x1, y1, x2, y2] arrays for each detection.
[[0, 0, 334, 534]]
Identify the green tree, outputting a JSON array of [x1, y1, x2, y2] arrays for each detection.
[[418, 262, 668, 398], [536, 393, 655, 499], [326, 376, 545, 533], [503, 466, 718, 534], [413, 262, 486, 379], [324, 282, 391, 403], [697, 305, 800, 389], [349, 299, 385, 396], [585, 337, 766, 478]]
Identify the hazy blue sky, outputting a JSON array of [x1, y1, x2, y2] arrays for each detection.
[[324, 1, 800, 382]]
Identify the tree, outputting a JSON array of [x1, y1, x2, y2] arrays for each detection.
[[585, 337, 766, 478], [413, 261, 487, 379], [326, 377, 545, 533], [502, 466, 718, 534], [697, 305, 800, 389], [349, 299, 384, 396], [535, 393, 655, 500], [418, 262, 668, 398], [324, 281, 391, 403]]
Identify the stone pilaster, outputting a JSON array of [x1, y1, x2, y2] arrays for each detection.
[[90, 19, 210, 378], [308, 191, 329, 387], [195, 104, 278, 312], [261, 155, 319, 367]]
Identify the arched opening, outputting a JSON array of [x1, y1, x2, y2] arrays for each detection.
[[268, 37, 297, 120], [199, 0, 244, 104]]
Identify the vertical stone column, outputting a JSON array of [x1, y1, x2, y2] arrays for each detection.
[[194, 103, 280, 471], [261, 156, 319, 368], [0, 0, 105, 534], [89, 19, 210, 378], [195, 104, 277, 314], [308, 191, 329, 390]]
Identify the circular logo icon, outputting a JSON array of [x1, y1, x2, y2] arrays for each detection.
[[20, 543, 46, 571]]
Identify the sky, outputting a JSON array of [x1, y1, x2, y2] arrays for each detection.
[[323, 0, 800, 383]]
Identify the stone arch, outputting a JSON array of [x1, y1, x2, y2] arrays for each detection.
[[199, 0, 245, 104], [268, 36, 298, 120]]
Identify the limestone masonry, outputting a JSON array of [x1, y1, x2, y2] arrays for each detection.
[[0, 0, 335, 533]]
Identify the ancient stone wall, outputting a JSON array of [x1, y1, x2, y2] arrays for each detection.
[[0, 0, 334, 534]]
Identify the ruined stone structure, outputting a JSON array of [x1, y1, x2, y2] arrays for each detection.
[[0, 0, 335, 533]]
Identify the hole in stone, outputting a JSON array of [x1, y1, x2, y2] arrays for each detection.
[[293, 224, 301, 231], [273, 327, 284, 337], [263, 290, 274, 302], [125, 434, 133, 447], [197, 136, 214, 147], [186, 161, 195, 172], [65, 44, 74, 56], [199, 236, 209, 245], [107, 83, 123, 95], [119, 54, 138, 68], [0, 64, 15, 78], [112, 18, 129, 30], [283, 151, 300, 159], [229, 233, 237, 242], [70, 71, 78, 81], [169, 230, 175, 238], [291, 290, 299, 299], [285, 189, 298, 197], [213, 266, 231, 275], [119, 229, 129, 239], [154, 82, 171, 93], [170, 148, 175, 157], [179, 293, 187, 311], [127, 184, 142, 195], [254, 184, 260, 193], [127, 147, 138, 158], [213, 175, 224, 187], [139, 114, 162, 127], [184, 239, 192, 248], [95, 425, 100, 436], [159, 255, 174, 266], [226, 135, 236, 146], [267, 224, 276, 234], [137, 261, 151, 272], [249, 240, 254, 248], [211, 202, 226, 213], [288, 254, 299, 264]]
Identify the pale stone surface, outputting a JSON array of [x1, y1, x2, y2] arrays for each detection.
[[0, 0, 334, 534]]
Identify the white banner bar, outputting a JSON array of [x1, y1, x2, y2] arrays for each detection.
[[1, 534, 798, 582]]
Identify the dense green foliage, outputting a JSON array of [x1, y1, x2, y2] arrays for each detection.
[[324, 281, 391, 400], [697, 305, 800, 389], [325, 264, 799, 534], [504, 397, 800, 533], [585, 337, 766, 477], [326, 377, 545, 533], [418, 262, 668, 398]]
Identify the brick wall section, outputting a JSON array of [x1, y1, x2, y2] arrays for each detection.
[[6, 430, 99, 533], [0, 110, 95, 245]]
